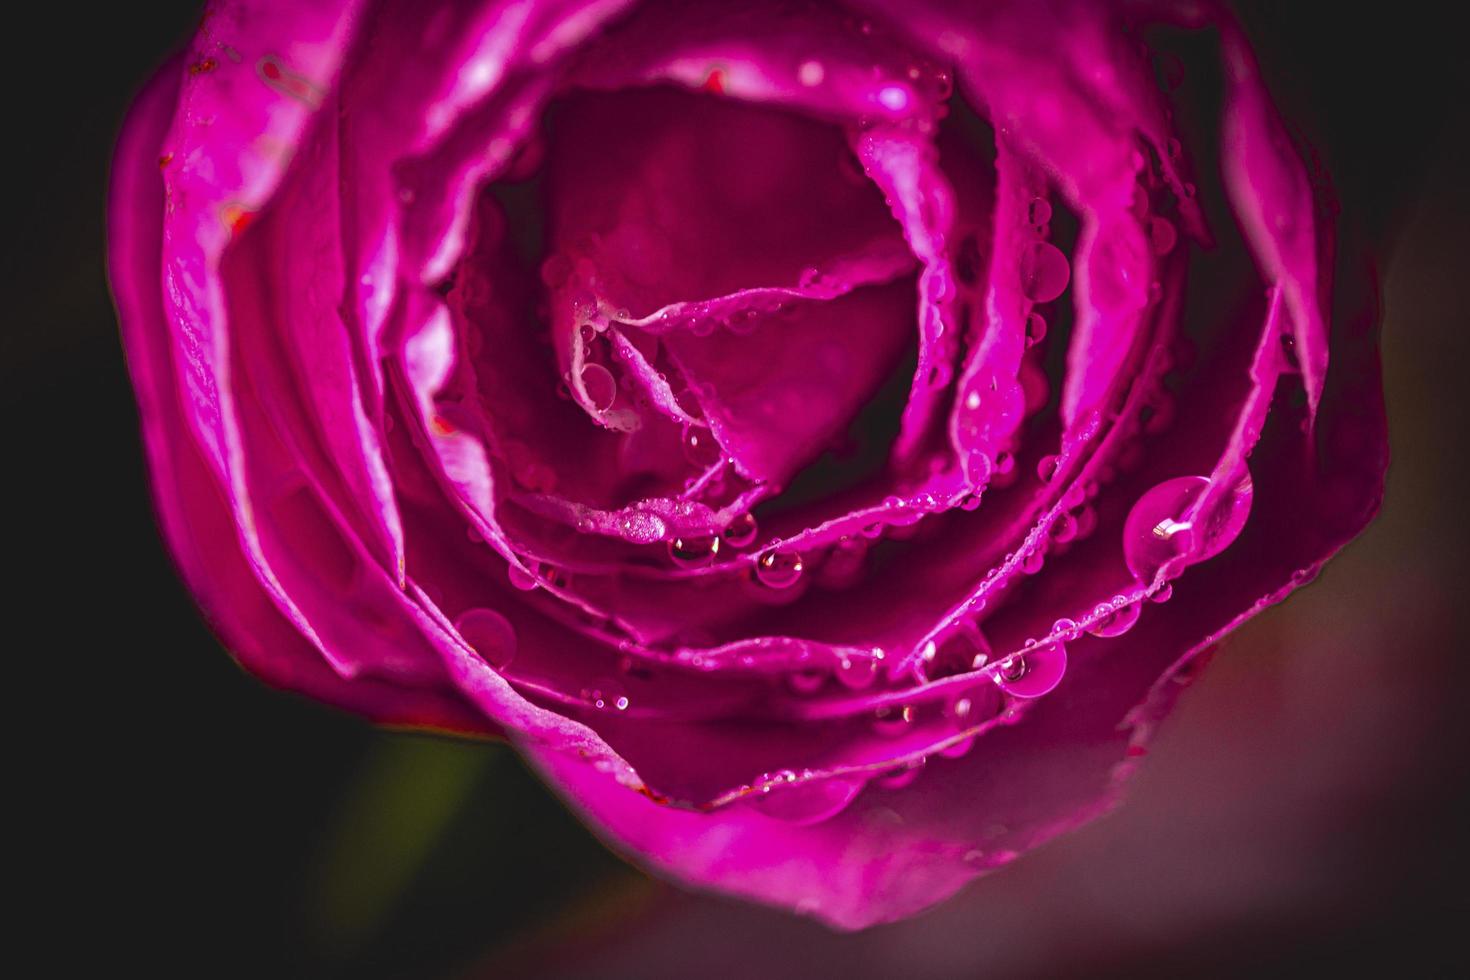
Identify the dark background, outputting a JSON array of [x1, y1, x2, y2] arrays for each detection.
[[8, 3, 1468, 977]]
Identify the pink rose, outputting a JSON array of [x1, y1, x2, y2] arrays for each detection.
[[109, 0, 1386, 927]]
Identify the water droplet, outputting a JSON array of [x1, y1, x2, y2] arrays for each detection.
[[453, 608, 517, 669], [1166, 136, 1182, 159], [871, 703, 914, 736], [1087, 600, 1142, 637], [1122, 475, 1253, 582], [1021, 548, 1045, 575], [876, 759, 924, 790], [721, 512, 758, 548], [1019, 241, 1070, 302], [836, 653, 879, 690], [579, 362, 617, 413], [1027, 197, 1052, 226], [755, 549, 804, 589], [752, 774, 863, 824], [941, 685, 999, 757], [1148, 216, 1177, 255], [787, 668, 827, 695], [921, 622, 990, 679], [1036, 454, 1060, 483], [816, 536, 867, 588], [994, 642, 1067, 698], [1025, 312, 1047, 347], [1073, 505, 1099, 539], [507, 563, 538, 591], [668, 534, 720, 568], [1050, 510, 1077, 543], [797, 60, 825, 86], [1151, 582, 1174, 603], [581, 681, 629, 712], [681, 425, 721, 467]]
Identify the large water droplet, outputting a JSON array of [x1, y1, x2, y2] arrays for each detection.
[[453, 608, 517, 669], [579, 362, 617, 413], [921, 622, 990, 679], [755, 549, 804, 589], [668, 534, 720, 568], [994, 642, 1067, 698], [1122, 474, 1253, 582], [507, 563, 539, 591], [721, 512, 758, 548], [1086, 599, 1142, 638], [752, 773, 863, 824], [1019, 241, 1071, 303]]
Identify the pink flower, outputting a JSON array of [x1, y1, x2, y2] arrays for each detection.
[[109, 0, 1386, 928]]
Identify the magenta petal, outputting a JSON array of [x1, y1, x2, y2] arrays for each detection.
[[520, 268, 1384, 927], [111, 59, 485, 734], [662, 280, 917, 485], [112, 0, 1387, 932]]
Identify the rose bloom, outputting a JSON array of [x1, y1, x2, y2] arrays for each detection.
[[109, 0, 1385, 928]]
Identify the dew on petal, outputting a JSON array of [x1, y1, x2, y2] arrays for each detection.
[[1123, 474, 1253, 582], [581, 681, 629, 712], [921, 621, 990, 678], [1025, 312, 1048, 347], [752, 774, 863, 824], [787, 668, 827, 695], [668, 534, 720, 568], [1148, 216, 1178, 255], [835, 653, 879, 690], [507, 563, 539, 591], [453, 607, 517, 669], [579, 362, 617, 413], [755, 549, 804, 589], [875, 759, 924, 790], [1019, 241, 1071, 303], [1087, 600, 1142, 638], [1027, 197, 1052, 226], [994, 642, 1067, 698], [871, 703, 914, 737], [681, 425, 722, 467], [721, 512, 758, 548]]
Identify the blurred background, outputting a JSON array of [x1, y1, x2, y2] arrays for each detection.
[[8, 3, 1467, 977]]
